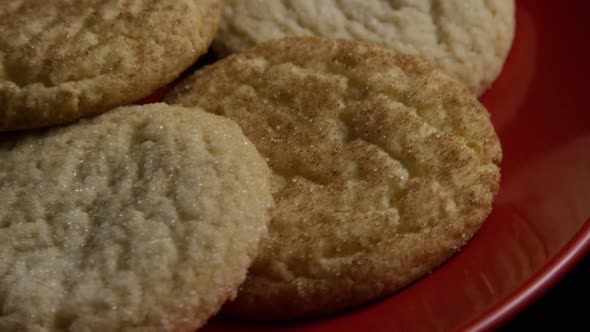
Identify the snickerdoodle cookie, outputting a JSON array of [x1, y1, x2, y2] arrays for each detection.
[[166, 37, 502, 319], [0, 0, 220, 131]]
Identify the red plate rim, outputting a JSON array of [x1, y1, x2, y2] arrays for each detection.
[[462, 218, 590, 331]]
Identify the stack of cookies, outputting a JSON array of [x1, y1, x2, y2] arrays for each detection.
[[0, 1, 513, 331]]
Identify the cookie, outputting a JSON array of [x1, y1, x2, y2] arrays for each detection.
[[166, 37, 502, 319], [0, 0, 221, 131], [0, 103, 273, 331], [213, 0, 514, 96]]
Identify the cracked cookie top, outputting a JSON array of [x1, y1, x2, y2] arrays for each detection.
[[0, 103, 273, 331], [213, 0, 514, 95], [166, 37, 502, 319], [0, 0, 220, 131]]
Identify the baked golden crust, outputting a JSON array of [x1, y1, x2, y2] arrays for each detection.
[[0, 0, 221, 131], [166, 37, 502, 319]]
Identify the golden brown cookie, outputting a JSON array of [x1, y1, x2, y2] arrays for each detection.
[[0, 103, 273, 331], [214, 0, 515, 96], [0, 0, 221, 131], [166, 37, 502, 319]]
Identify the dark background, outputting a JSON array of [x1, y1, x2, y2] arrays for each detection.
[[499, 253, 589, 330]]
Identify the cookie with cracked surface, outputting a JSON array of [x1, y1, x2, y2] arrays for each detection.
[[166, 37, 502, 319], [214, 0, 514, 96], [0, 103, 273, 331], [0, 0, 221, 131]]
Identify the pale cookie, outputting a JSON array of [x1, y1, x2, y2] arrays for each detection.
[[0, 103, 273, 331], [214, 0, 515, 96], [0, 0, 221, 131], [166, 37, 502, 319]]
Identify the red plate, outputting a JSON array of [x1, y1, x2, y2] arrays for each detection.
[[154, 0, 590, 330]]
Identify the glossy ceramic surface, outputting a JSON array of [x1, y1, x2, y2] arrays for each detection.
[[174, 1, 590, 330]]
